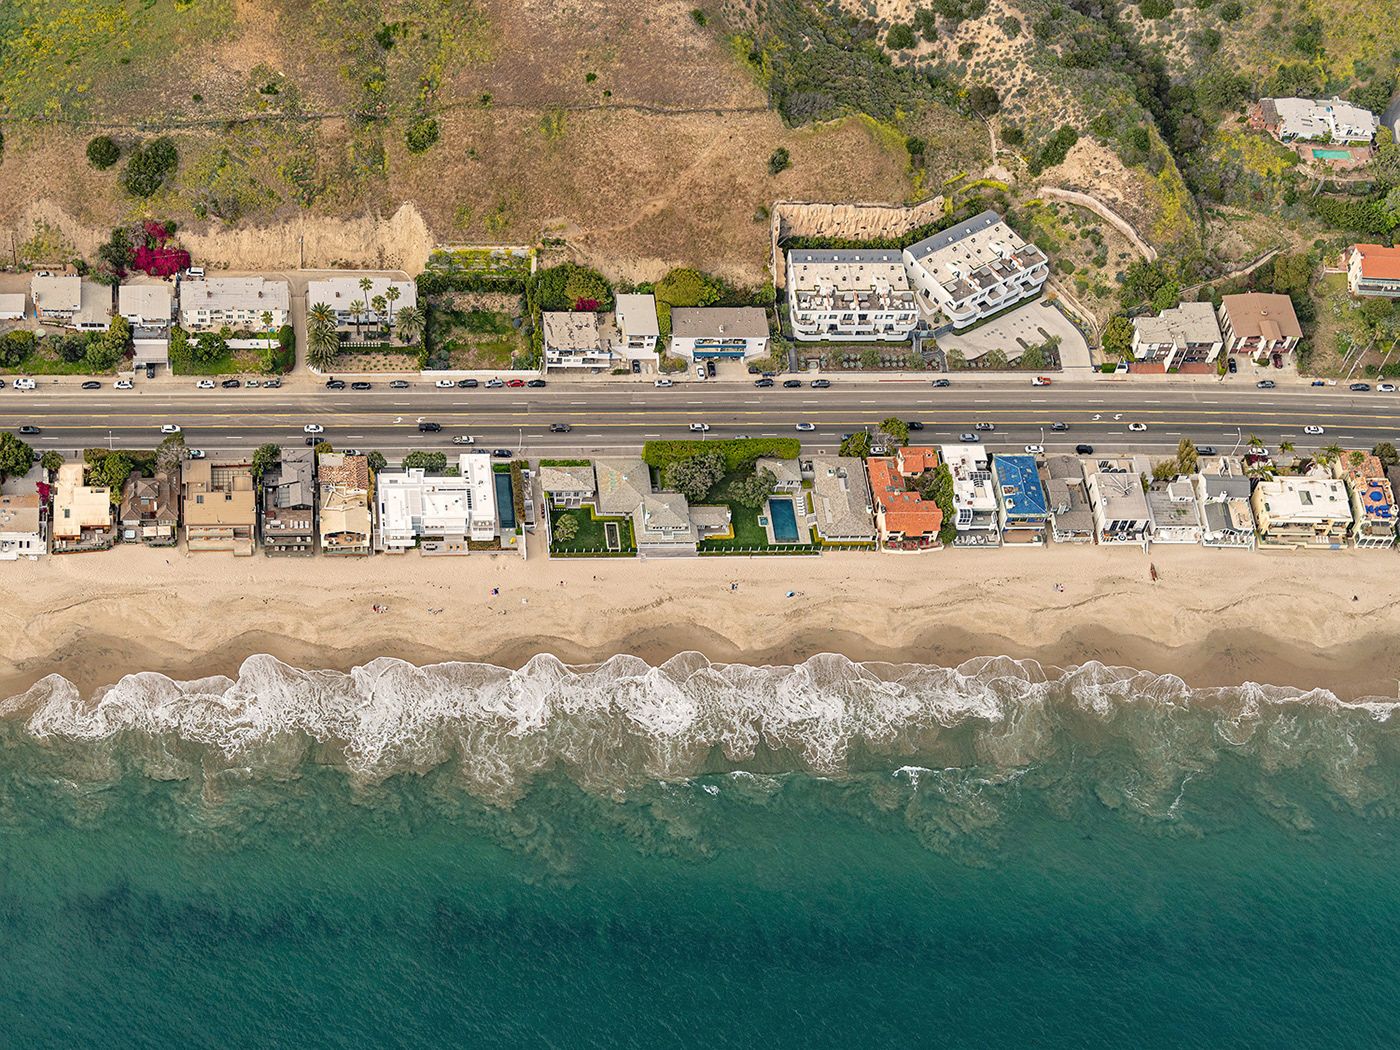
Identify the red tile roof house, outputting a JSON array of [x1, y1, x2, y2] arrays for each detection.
[[868, 449, 944, 550], [1344, 244, 1400, 299]]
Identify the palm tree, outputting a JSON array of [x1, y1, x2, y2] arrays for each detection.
[[261, 310, 273, 335], [307, 301, 338, 371], [1278, 440, 1295, 459], [394, 304, 425, 345], [1320, 442, 1344, 466], [349, 299, 365, 338], [1247, 433, 1264, 450], [308, 301, 335, 333], [359, 276, 373, 300], [371, 295, 387, 333], [385, 285, 401, 324]]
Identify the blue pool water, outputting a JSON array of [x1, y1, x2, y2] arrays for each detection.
[[769, 498, 799, 541], [494, 472, 515, 528]]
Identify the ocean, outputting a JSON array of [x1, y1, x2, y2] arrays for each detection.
[[2, 652, 1399, 1048]]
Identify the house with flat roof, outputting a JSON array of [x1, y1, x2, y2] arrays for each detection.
[[262, 447, 317, 557], [51, 462, 114, 553], [542, 311, 614, 372], [1041, 455, 1094, 543], [183, 461, 256, 555], [179, 277, 290, 332], [318, 452, 373, 556], [1147, 477, 1206, 544], [991, 454, 1047, 544], [1343, 244, 1400, 299], [118, 283, 173, 328], [1250, 97, 1378, 168], [807, 456, 876, 544], [1217, 294, 1302, 363], [1338, 453, 1396, 549], [611, 294, 661, 358], [669, 307, 770, 361], [1131, 302, 1223, 368], [902, 211, 1048, 330], [1194, 460, 1256, 549], [0, 294, 25, 320], [754, 457, 803, 493], [0, 494, 46, 558], [375, 456, 499, 553], [867, 456, 943, 549], [1086, 470, 1152, 546], [939, 444, 1000, 545], [119, 470, 179, 546], [786, 249, 919, 342], [1250, 475, 1352, 548], [305, 275, 415, 329], [31, 274, 81, 324], [539, 463, 597, 509]]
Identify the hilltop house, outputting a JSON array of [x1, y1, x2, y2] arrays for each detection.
[[1217, 294, 1302, 363], [902, 211, 1048, 329], [939, 444, 1000, 545], [1086, 469, 1152, 547], [1250, 475, 1353, 548], [867, 451, 942, 549], [786, 249, 919, 342], [119, 470, 179, 546], [261, 447, 317, 557], [1343, 244, 1400, 299], [318, 452, 373, 556], [179, 277, 290, 332], [1131, 302, 1223, 368], [51, 462, 114, 553], [0, 494, 46, 558], [668, 307, 770, 362], [807, 456, 876, 544], [183, 461, 256, 555], [1250, 97, 1377, 168], [991, 454, 1047, 545]]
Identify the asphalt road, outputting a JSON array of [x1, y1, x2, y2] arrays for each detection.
[[3, 378, 1398, 460]]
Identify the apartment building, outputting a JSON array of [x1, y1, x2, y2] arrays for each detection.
[[1217, 294, 1302, 362], [902, 211, 1048, 330], [668, 307, 770, 362], [786, 249, 919, 342], [179, 277, 290, 331], [1343, 244, 1400, 299], [1131, 302, 1223, 368], [542, 311, 615, 372]]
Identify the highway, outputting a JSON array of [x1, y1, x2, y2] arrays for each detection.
[[3, 376, 1399, 460]]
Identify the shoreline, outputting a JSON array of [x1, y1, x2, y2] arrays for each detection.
[[4, 544, 1398, 703]]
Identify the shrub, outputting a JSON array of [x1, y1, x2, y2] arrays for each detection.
[[1139, 0, 1173, 18], [405, 118, 440, 154], [768, 147, 791, 175], [643, 438, 801, 473], [86, 136, 120, 170], [402, 450, 448, 472], [0, 330, 36, 368], [690, 8, 707, 25], [886, 24, 916, 50], [122, 137, 179, 198], [999, 15, 1021, 37]]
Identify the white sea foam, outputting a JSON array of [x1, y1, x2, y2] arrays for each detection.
[[3, 652, 1397, 805]]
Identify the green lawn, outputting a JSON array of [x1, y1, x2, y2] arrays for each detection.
[[550, 506, 636, 554]]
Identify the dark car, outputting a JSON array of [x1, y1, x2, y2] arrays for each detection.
[[325, 379, 346, 390], [18, 425, 40, 435], [754, 378, 774, 387], [907, 421, 924, 431], [1197, 446, 1217, 456], [81, 381, 101, 389], [747, 365, 761, 374], [418, 422, 442, 432], [1257, 380, 1276, 388], [263, 378, 281, 388], [304, 436, 316, 446], [527, 379, 547, 388], [1272, 352, 1284, 369], [783, 379, 802, 388], [389, 380, 409, 389], [810, 379, 831, 388], [221, 379, 241, 388], [975, 422, 995, 431], [706, 360, 716, 377], [1051, 422, 1070, 431], [351, 381, 372, 390], [932, 378, 951, 387], [458, 379, 478, 388], [492, 448, 513, 458], [0, 379, 7, 388], [1351, 382, 1371, 391], [549, 423, 572, 433], [1075, 444, 1095, 455], [631, 359, 641, 374], [1227, 358, 1237, 374]]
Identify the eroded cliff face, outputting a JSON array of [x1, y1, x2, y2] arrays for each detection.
[[770, 197, 946, 288]]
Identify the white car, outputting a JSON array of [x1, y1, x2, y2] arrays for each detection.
[[689, 423, 710, 432], [195, 380, 215, 389], [795, 422, 816, 432], [435, 379, 455, 388], [160, 424, 181, 434], [1127, 423, 1147, 432], [1303, 426, 1325, 435], [1025, 444, 1045, 454], [485, 378, 505, 388], [186, 449, 206, 459], [1031, 376, 1051, 386], [1380, 384, 1396, 393], [654, 379, 674, 387], [303, 424, 324, 434], [114, 379, 132, 389], [870, 444, 889, 456]]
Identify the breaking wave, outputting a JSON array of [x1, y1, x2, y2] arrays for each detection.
[[3, 653, 1398, 814]]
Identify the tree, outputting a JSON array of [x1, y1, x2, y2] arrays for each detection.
[[84, 336, 122, 372], [121, 137, 179, 198], [394, 305, 425, 345], [860, 345, 881, 369], [92, 450, 132, 498], [402, 450, 448, 472], [840, 432, 872, 458], [768, 148, 791, 176], [729, 468, 777, 509], [307, 302, 339, 370], [553, 514, 579, 542], [1271, 252, 1314, 297], [1362, 296, 1394, 327], [1176, 438, 1198, 474], [385, 285, 401, 324], [260, 310, 274, 335], [1103, 316, 1134, 359], [87, 135, 120, 170], [1248, 434, 1265, 450], [371, 295, 387, 328], [98, 227, 134, 276], [1019, 344, 1044, 370], [881, 417, 911, 447], [664, 450, 725, 501], [193, 332, 228, 364], [251, 443, 281, 480], [40, 450, 63, 473], [968, 84, 1001, 116], [1350, 450, 1366, 469], [367, 451, 387, 474], [1372, 442, 1399, 468], [0, 433, 34, 481], [405, 117, 440, 154], [50, 333, 89, 364], [945, 347, 966, 369], [983, 346, 1008, 369], [156, 432, 186, 475], [349, 299, 366, 338], [1278, 440, 1295, 460], [1151, 281, 1181, 312], [0, 330, 36, 368], [886, 24, 916, 49], [1319, 442, 1344, 464], [314, 441, 334, 455]]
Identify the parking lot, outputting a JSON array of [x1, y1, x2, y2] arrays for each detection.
[[936, 300, 1094, 375]]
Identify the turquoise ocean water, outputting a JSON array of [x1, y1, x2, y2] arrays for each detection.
[[2, 652, 1399, 1048]]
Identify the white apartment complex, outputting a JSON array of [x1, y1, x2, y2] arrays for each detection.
[[786, 250, 918, 342], [1131, 302, 1223, 368], [669, 307, 770, 361], [903, 211, 1048, 329], [375, 455, 499, 552], [305, 275, 416, 327], [179, 277, 290, 331], [612, 294, 661, 357]]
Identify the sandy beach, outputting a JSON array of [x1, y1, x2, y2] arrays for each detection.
[[4, 541, 1399, 702]]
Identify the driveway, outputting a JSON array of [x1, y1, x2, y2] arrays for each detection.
[[937, 300, 1094, 376]]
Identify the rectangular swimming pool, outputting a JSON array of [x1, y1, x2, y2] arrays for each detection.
[[495, 472, 516, 529], [769, 498, 799, 542]]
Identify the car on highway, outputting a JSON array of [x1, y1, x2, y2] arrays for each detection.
[[458, 379, 478, 388], [351, 382, 372, 390], [689, 423, 711, 432], [811, 379, 831, 388], [304, 436, 317, 446], [81, 380, 101, 389], [795, 423, 816, 432], [486, 378, 505, 388], [221, 379, 241, 388], [959, 433, 979, 442], [1031, 376, 1052, 386], [435, 379, 455, 388], [196, 379, 216, 389], [932, 378, 951, 387], [507, 379, 526, 388], [186, 449, 206, 459], [1025, 444, 1045, 454], [114, 379, 132, 389], [1051, 422, 1070, 431], [1127, 423, 1147, 432], [527, 379, 547, 388], [0, 379, 7, 388], [754, 378, 774, 387], [452, 436, 475, 445], [491, 449, 513, 458], [161, 424, 181, 434], [1194, 446, 1216, 456], [303, 424, 324, 434], [1381, 383, 1397, 392], [907, 422, 924, 431], [1351, 382, 1371, 391], [325, 379, 346, 390], [1075, 444, 1095, 455], [549, 423, 572, 433], [389, 380, 409, 389], [1303, 426, 1325, 435], [975, 422, 995, 431], [18, 425, 40, 435], [418, 422, 442, 433], [1228, 358, 1237, 374], [1257, 380, 1275, 388], [654, 378, 674, 388], [783, 379, 802, 388]]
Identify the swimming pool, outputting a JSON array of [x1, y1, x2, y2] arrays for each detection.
[[1312, 148, 1351, 160], [769, 498, 799, 542], [494, 472, 516, 529]]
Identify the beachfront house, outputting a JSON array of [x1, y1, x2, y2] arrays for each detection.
[[542, 311, 615, 373], [867, 454, 943, 550], [318, 452, 373, 557], [261, 447, 317, 557], [1337, 453, 1396, 550], [668, 307, 770, 363], [1146, 477, 1206, 545], [51, 462, 114, 553], [179, 277, 290, 332], [1250, 475, 1353, 549], [991, 454, 1047, 545], [786, 249, 919, 342], [183, 461, 256, 555], [1217, 294, 1302, 364], [374, 455, 499, 554], [1130, 302, 1223, 369], [587, 457, 728, 555], [1041, 455, 1094, 544], [540, 463, 597, 509], [807, 456, 876, 544], [1194, 458, 1256, 550], [118, 469, 179, 546], [0, 494, 46, 558], [1086, 469, 1152, 547], [902, 210, 1048, 330], [1343, 244, 1400, 299], [939, 444, 1000, 546]]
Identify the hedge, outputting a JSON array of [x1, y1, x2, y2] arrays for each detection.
[[539, 458, 592, 467], [417, 272, 528, 295], [643, 438, 802, 473]]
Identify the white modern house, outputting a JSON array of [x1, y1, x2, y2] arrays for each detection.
[[611, 294, 661, 358], [902, 211, 1048, 329], [1251, 476, 1353, 549], [179, 277, 290, 331], [374, 455, 499, 553], [542, 311, 615, 372], [1086, 470, 1152, 547], [786, 249, 918, 342], [305, 275, 416, 328], [0, 494, 46, 558], [668, 307, 770, 362], [1259, 97, 1378, 144], [118, 284, 173, 328], [939, 444, 1000, 545], [1131, 302, 1223, 368]]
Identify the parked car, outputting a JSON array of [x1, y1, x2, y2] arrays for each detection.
[[435, 379, 455, 388], [695, 365, 706, 380], [1303, 426, 1325, 435], [491, 448, 513, 458], [689, 423, 711, 432], [325, 379, 346, 390], [81, 381, 101, 389], [654, 378, 674, 387], [161, 424, 181, 434], [263, 378, 281, 388], [1127, 423, 1147, 432], [1075, 444, 1095, 455], [246, 380, 260, 388], [706, 360, 716, 378], [458, 379, 478, 388], [452, 436, 475, 445], [196, 379, 216, 389], [418, 422, 442, 433], [185, 266, 205, 278], [1311, 380, 1326, 387], [1380, 383, 1397, 392], [795, 422, 816, 431], [783, 379, 802, 388], [907, 421, 924, 430], [754, 378, 774, 387], [389, 380, 409, 389], [507, 379, 526, 388], [527, 379, 546, 388], [1032, 376, 1052, 386], [870, 444, 889, 456], [959, 433, 979, 442], [810, 379, 831, 388], [186, 449, 206, 459], [13, 377, 35, 390], [1025, 444, 1045, 454], [486, 378, 505, 388], [549, 423, 572, 433], [221, 379, 240, 388], [114, 379, 132, 389], [1257, 380, 1276, 388], [351, 382, 372, 390], [1196, 446, 1217, 456], [145, 363, 156, 379], [932, 378, 951, 387], [1228, 358, 1237, 374], [1272, 352, 1284, 368], [18, 425, 40, 435], [303, 424, 324, 434], [631, 359, 641, 374], [975, 422, 995, 431], [1051, 422, 1070, 431], [747, 365, 761, 374], [0, 379, 7, 388], [1351, 382, 1371, 391]]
